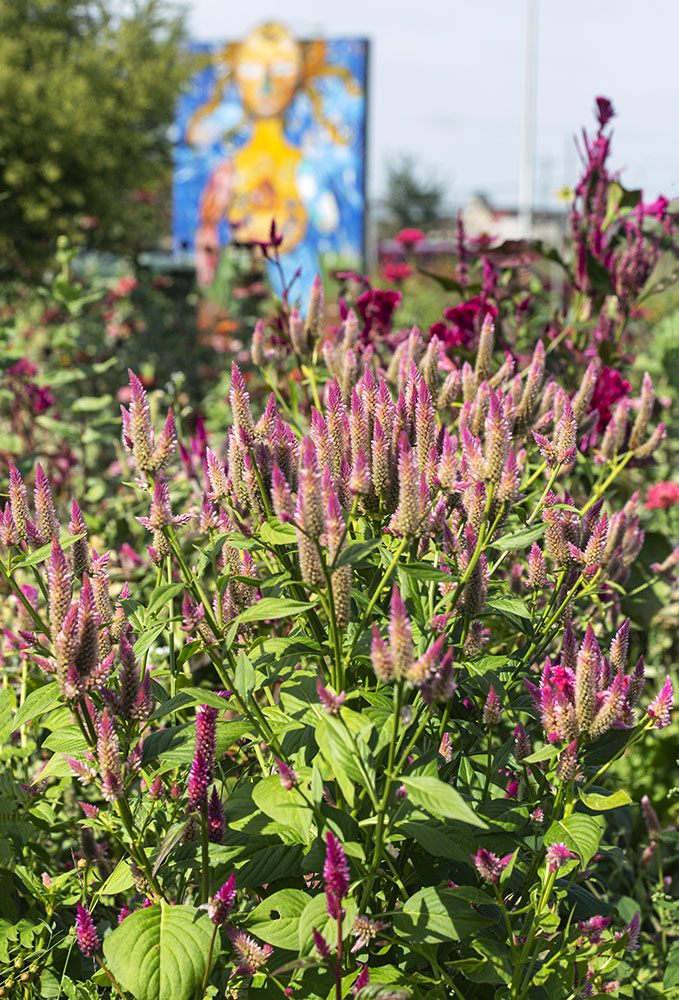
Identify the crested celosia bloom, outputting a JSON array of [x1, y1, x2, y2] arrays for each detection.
[[472, 847, 512, 884], [208, 873, 237, 925], [75, 903, 100, 957], [324, 830, 350, 919], [545, 842, 578, 872]]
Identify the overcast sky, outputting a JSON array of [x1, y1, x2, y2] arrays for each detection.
[[185, 0, 679, 210]]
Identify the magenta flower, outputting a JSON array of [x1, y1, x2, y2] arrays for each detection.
[[75, 903, 100, 957], [276, 757, 299, 790], [208, 873, 237, 925], [312, 927, 331, 960], [324, 830, 350, 918], [545, 842, 578, 872], [316, 679, 345, 715], [207, 787, 225, 844], [195, 704, 218, 779], [648, 675, 673, 728], [472, 847, 512, 884], [594, 96, 615, 128], [186, 751, 210, 813], [482, 685, 503, 726], [578, 915, 611, 944]]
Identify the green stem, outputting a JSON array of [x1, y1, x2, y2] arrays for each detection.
[[201, 799, 210, 905], [346, 534, 409, 665], [359, 680, 404, 911], [199, 923, 219, 998]]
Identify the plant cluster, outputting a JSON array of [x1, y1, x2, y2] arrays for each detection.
[[1, 97, 679, 1000]]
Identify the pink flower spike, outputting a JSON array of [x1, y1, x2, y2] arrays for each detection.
[[227, 929, 272, 978], [312, 927, 331, 960], [482, 685, 503, 726], [275, 757, 299, 790], [324, 830, 350, 918], [316, 678, 345, 715], [472, 847, 512, 884], [648, 675, 673, 728], [208, 873, 237, 925], [75, 903, 100, 957], [545, 841, 578, 872]]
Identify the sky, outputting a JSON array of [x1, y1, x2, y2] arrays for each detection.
[[185, 0, 679, 212]]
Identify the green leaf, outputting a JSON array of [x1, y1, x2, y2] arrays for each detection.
[[398, 561, 454, 583], [491, 523, 547, 551], [43, 725, 88, 755], [12, 532, 86, 570], [13, 683, 61, 730], [393, 887, 493, 944], [244, 889, 309, 949], [545, 813, 605, 866], [664, 942, 679, 990], [70, 394, 114, 413], [397, 819, 476, 861], [251, 774, 313, 843], [603, 180, 642, 230], [146, 582, 185, 617], [99, 858, 135, 896], [259, 518, 297, 546], [333, 538, 381, 568], [226, 598, 317, 645], [103, 901, 217, 1000], [298, 893, 357, 955], [236, 843, 303, 888], [578, 788, 632, 811], [133, 622, 168, 659], [399, 776, 487, 828], [0, 688, 13, 743], [235, 652, 256, 702], [484, 596, 531, 619]]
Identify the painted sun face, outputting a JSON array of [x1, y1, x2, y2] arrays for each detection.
[[235, 22, 303, 118]]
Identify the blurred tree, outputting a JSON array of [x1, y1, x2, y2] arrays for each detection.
[[385, 154, 445, 230], [0, 0, 193, 272]]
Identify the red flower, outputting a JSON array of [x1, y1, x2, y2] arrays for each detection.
[[645, 482, 679, 510], [394, 228, 425, 245], [594, 96, 615, 128], [383, 261, 413, 283]]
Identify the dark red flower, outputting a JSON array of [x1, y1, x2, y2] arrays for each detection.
[[594, 96, 615, 128], [590, 366, 632, 431]]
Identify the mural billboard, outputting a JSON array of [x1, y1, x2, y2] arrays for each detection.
[[173, 22, 369, 306]]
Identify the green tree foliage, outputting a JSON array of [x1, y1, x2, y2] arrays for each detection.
[[385, 153, 446, 230], [0, 0, 192, 270]]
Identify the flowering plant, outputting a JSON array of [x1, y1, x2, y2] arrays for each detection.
[[0, 259, 676, 1000]]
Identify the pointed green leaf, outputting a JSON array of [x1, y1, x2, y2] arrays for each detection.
[[103, 901, 217, 1000]]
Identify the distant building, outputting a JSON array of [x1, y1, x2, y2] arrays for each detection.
[[461, 194, 568, 248]]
